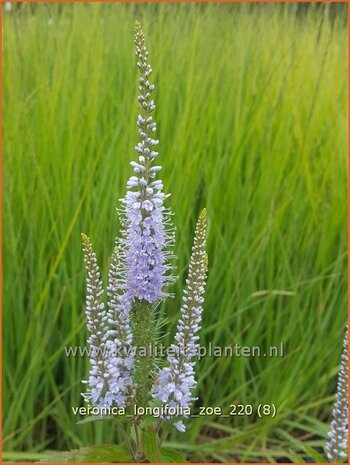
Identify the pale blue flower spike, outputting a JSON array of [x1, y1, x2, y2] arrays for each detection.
[[118, 20, 175, 306], [325, 327, 348, 462], [153, 210, 208, 431], [81, 234, 131, 408]]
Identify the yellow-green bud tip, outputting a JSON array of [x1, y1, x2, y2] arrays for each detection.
[[81, 233, 91, 247], [197, 209, 207, 230], [134, 20, 141, 32]]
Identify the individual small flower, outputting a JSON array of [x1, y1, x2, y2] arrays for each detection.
[[153, 209, 208, 431], [325, 326, 348, 462], [118, 20, 175, 305], [81, 234, 130, 407]]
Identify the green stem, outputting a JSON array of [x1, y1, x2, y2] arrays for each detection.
[[159, 421, 171, 445], [117, 422, 135, 461], [134, 422, 144, 462], [131, 301, 154, 409]]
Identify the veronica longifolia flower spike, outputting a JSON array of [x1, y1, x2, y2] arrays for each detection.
[[153, 210, 208, 432], [81, 234, 121, 406], [105, 243, 134, 404], [325, 327, 348, 462], [118, 20, 175, 304]]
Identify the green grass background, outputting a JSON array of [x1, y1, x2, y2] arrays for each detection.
[[3, 2, 348, 462]]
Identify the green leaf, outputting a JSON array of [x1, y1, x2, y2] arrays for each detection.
[[40, 444, 132, 463], [76, 414, 115, 425], [142, 426, 162, 462], [140, 416, 160, 429], [302, 445, 327, 463], [160, 448, 187, 463]]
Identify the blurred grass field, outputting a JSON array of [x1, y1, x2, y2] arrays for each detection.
[[3, 2, 348, 462]]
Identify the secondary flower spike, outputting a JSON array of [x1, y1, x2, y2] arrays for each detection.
[[81, 234, 124, 407], [153, 209, 208, 432], [105, 242, 134, 405], [325, 326, 348, 462], [118, 20, 175, 304]]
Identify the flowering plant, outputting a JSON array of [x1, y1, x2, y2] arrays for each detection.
[[79, 21, 208, 462]]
